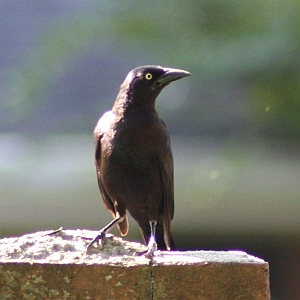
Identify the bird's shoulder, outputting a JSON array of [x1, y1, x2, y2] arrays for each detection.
[[94, 110, 118, 137]]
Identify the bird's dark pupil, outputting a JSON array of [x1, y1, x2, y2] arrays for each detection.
[[145, 73, 152, 80]]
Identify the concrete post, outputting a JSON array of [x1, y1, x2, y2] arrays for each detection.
[[0, 229, 270, 299]]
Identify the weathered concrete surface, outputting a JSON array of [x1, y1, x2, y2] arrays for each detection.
[[0, 229, 270, 299]]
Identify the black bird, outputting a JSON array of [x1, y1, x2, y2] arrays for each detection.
[[87, 65, 190, 255]]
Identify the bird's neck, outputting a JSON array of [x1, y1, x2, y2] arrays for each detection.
[[112, 88, 157, 115]]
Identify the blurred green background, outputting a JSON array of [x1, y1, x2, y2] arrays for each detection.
[[1, 1, 300, 298]]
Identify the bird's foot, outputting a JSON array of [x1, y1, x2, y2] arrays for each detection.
[[144, 236, 157, 258], [85, 230, 106, 254]]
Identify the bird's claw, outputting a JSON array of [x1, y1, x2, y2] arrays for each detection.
[[44, 227, 63, 236], [85, 231, 106, 253], [144, 236, 157, 258]]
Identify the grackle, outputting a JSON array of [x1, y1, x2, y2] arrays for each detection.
[[87, 65, 190, 255]]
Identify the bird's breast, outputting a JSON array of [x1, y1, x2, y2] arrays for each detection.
[[98, 110, 172, 207], [102, 112, 169, 171]]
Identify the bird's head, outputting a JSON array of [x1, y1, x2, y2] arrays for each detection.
[[114, 65, 190, 111]]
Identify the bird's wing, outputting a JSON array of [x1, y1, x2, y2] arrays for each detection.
[[94, 113, 116, 215], [160, 120, 175, 220], [158, 123, 175, 249], [160, 148, 174, 220], [159, 151, 174, 250], [94, 113, 129, 236]]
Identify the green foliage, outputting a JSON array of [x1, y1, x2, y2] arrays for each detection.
[[2, 0, 300, 137]]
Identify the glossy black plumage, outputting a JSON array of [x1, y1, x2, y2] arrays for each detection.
[[87, 65, 190, 254]]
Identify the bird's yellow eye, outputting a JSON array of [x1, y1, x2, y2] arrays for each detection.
[[145, 73, 153, 80]]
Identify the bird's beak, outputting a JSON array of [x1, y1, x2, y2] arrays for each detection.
[[156, 68, 191, 86]]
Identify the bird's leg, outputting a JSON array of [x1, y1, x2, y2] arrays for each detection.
[[85, 216, 123, 253], [145, 221, 158, 257]]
